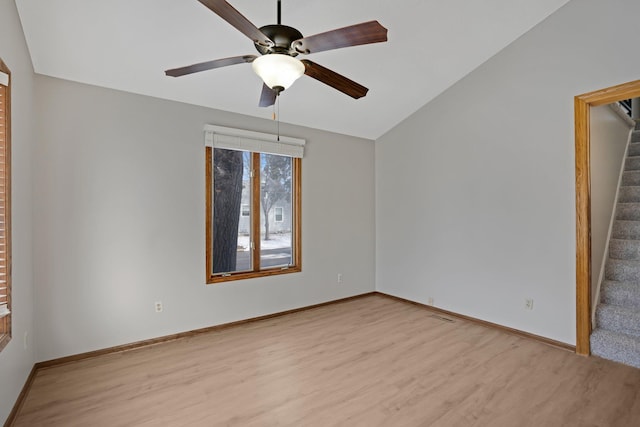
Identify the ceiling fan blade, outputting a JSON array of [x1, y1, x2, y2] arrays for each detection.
[[301, 60, 369, 99], [165, 55, 257, 77], [292, 21, 387, 55], [197, 0, 273, 47], [259, 84, 277, 107]]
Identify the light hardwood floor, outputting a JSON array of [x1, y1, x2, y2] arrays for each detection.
[[11, 295, 640, 426]]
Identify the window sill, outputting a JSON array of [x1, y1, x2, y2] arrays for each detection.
[[207, 266, 301, 284]]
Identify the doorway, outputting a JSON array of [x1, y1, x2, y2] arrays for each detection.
[[575, 80, 640, 355]]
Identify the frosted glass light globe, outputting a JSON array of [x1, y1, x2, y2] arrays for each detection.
[[252, 54, 305, 91]]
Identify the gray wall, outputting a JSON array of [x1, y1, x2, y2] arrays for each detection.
[[375, 0, 640, 345], [0, 0, 36, 423], [4, 0, 640, 422], [33, 75, 375, 361], [590, 105, 631, 309]]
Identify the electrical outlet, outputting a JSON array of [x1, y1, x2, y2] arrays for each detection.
[[525, 298, 534, 310], [337, 273, 343, 284], [427, 297, 434, 306], [155, 301, 163, 313]]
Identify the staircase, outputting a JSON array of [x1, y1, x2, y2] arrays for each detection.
[[591, 120, 640, 368]]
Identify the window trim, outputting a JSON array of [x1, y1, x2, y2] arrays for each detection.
[[0, 58, 11, 352], [204, 126, 303, 284]]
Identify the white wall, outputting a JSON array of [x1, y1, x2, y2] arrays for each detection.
[[590, 105, 631, 308], [33, 76, 375, 361], [376, 0, 640, 345], [0, 0, 35, 423]]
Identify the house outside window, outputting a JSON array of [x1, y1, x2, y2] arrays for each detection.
[[274, 207, 284, 223]]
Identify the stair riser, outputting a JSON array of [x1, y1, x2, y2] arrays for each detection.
[[616, 204, 640, 220], [611, 221, 640, 240], [629, 143, 640, 157], [596, 306, 640, 338], [626, 157, 640, 172], [601, 284, 640, 310], [605, 259, 640, 281], [618, 187, 640, 202], [622, 170, 640, 186], [591, 329, 640, 369], [632, 132, 640, 143], [608, 239, 640, 260]]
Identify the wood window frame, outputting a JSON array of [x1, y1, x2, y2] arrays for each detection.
[[575, 80, 640, 355], [205, 147, 302, 284], [0, 58, 11, 353]]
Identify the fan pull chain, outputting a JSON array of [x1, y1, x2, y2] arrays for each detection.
[[271, 95, 280, 141]]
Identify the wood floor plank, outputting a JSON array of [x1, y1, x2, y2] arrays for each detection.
[[11, 295, 640, 426]]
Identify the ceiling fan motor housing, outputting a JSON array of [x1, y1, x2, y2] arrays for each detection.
[[255, 25, 304, 56]]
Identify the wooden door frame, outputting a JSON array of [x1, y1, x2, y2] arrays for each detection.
[[575, 80, 640, 355]]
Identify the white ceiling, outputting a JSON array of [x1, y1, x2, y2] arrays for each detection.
[[15, 0, 570, 140]]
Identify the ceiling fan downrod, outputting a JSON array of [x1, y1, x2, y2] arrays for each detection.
[[277, 0, 281, 25]]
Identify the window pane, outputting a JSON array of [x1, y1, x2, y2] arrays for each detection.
[[260, 154, 292, 269], [212, 148, 251, 274], [206, 143, 301, 283]]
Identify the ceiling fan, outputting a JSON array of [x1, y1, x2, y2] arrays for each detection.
[[165, 0, 388, 107]]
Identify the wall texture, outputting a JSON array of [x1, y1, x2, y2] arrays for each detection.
[[0, 0, 35, 423], [33, 76, 375, 361], [376, 0, 640, 345], [589, 104, 631, 309]]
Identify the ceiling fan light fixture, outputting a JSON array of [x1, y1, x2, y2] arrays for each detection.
[[252, 54, 305, 91]]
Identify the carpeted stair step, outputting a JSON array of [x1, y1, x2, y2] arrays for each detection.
[[632, 131, 640, 143], [600, 280, 640, 310], [608, 238, 640, 260], [629, 142, 640, 157], [590, 328, 640, 369], [636, 121, 640, 131], [618, 186, 640, 202], [605, 258, 640, 281], [622, 170, 640, 186], [626, 157, 640, 171], [615, 203, 640, 220], [595, 304, 640, 338], [611, 220, 640, 240]]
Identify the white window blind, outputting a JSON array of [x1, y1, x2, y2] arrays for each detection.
[[204, 124, 305, 158]]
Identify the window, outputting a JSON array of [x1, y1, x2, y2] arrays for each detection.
[[0, 59, 11, 352], [274, 207, 284, 222], [205, 125, 303, 283]]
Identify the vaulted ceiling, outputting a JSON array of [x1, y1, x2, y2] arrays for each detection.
[[15, 0, 570, 139]]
